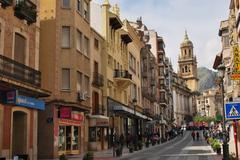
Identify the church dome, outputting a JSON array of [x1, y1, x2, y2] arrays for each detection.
[[180, 31, 193, 47]]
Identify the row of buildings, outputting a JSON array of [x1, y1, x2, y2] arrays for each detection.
[[213, 0, 240, 157], [0, 0, 198, 159]]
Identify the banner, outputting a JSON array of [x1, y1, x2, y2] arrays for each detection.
[[231, 44, 240, 80]]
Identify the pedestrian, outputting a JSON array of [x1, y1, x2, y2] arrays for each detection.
[[126, 133, 130, 148], [196, 131, 200, 141], [119, 134, 124, 155], [191, 131, 196, 141]]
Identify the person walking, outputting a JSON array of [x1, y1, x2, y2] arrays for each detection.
[[191, 131, 196, 141], [196, 131, 200, 141]]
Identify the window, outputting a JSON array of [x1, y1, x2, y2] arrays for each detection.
[[129, 53, 136, 72], [94, 38, 99, 49], [83, 1, 89, 20], [185, 66, 188, 72], [138, 87, 140, 102], [77, 71, 82, 91], [83, 36, 89, 56], [84, 75, 90, 93], [14, 33, 26, 64], [77, 0, 81, 12], [76, 30, 82, 52], [62, 68, 70, 90], [131, 84, 137, 100], [62, 26, 70, 48], [198, 100, 200, 104], [223, 36, 229, 48], [62, 0, 70, 8]]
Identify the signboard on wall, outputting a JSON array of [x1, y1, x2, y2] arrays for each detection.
[[60, 107, 72, 119], [5, 90, 45, 110], [231, 45, 240, 80]]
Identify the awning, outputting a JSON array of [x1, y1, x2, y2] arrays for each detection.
[[113, 105, 151, 120]]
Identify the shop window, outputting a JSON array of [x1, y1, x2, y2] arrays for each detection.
[[62, 26, 70, 48], [58, 126, 80, 151]]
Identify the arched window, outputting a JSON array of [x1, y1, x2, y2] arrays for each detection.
[[189, 49, 191, 57], [185, 66, 188, 72], [182, 67, 184, 73]]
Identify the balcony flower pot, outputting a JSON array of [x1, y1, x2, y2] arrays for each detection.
[[138, 140, 143, 150], [212, 141, 221, 155], [83, 152, 93, 160], [129, 145, 134, 153]]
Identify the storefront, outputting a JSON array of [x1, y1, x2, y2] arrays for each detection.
[[107, 98, 151, 147], [88, 115, 109, 151], [0, 90, 45, 160], [57, 107, 84, 156]]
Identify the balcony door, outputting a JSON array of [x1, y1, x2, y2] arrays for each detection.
[[14, 33, 26, 79], [12, 111, 27, 157], [92, 91, 99, 115]]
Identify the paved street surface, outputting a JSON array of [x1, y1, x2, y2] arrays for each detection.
[[118, 131, 221, 160]]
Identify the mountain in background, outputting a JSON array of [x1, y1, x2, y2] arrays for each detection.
[[197, 67, 217, 92]]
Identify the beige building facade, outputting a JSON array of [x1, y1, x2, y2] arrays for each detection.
[[38, 0, 91, 158]]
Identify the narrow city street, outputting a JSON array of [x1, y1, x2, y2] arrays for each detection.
[[118, 131, 219, 160]]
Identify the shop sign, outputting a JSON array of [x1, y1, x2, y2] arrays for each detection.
[[96, 119, 109, 127], [5, 91, 45, 110], [231, 45, 240, 80], [6, 91, 17, 104], [72, 112, 84, 121], [60, 107, 72, 119], [59, 118, 82, 126]]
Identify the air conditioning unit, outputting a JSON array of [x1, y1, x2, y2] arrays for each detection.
[[77, 91, 88, 101]]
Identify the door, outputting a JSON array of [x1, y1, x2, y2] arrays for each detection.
[[12, 111, 27, 156]]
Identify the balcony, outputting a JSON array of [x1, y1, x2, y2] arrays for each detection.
[[113, 69, 133, 90], [0, 0, 12, 8], [93, 105, 105, 115], [159, 98, 167, 107], [0, 54, 41, 87], [14, 0, 37, 24], [92, 72, 104, 87]]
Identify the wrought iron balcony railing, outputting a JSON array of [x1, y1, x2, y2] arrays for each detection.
[[92, 105, 105, 115], [92, 72, 104, 87], [113, 69, 132, 80], [0, 54, 41, 87], [0, 0, 12, 8], [14, 0, 37, 24]]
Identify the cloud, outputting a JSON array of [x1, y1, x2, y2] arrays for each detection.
[[93, 0, 229, 71]]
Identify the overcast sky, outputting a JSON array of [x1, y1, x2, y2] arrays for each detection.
[[93, 0, 229, 72]]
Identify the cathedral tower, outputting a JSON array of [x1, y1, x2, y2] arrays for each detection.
[[178, 31, 198, 92]]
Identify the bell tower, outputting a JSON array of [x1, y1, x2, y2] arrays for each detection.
[[178, 31, 198, 92]]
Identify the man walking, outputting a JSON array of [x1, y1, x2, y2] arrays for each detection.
[[191, 131, 196, 141]]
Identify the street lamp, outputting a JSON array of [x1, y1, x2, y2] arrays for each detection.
[[132, 98, 138, 150], [217, 63, 229, 160]]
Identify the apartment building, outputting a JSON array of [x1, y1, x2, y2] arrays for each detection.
[[88, 28, 109, 151], [91, 1, 151, 148], [0, 0, 49, 159], [196, 88, 222, 118], [38, 0, 91, 158]]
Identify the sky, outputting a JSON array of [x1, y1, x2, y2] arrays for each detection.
[[93, 0, 229, 72]]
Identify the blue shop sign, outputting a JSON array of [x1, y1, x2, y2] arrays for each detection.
[[6, 91, 45, 110]]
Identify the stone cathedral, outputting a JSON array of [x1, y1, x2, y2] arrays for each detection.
[[178, 31, 198, 92]]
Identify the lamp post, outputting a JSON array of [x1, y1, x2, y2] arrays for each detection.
[[132, 98, 138, 150], [217, 63, 229, 160]]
